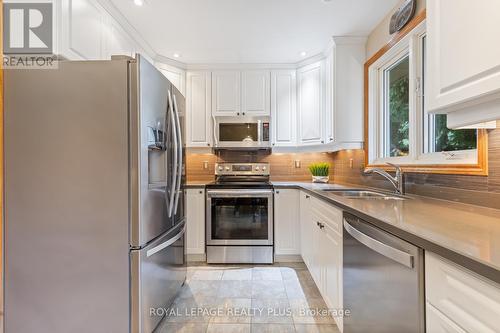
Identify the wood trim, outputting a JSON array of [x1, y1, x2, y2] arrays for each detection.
[[364, 9, 489, 176]]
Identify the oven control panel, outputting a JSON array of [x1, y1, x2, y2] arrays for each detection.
[[215, 163, 270, 176]]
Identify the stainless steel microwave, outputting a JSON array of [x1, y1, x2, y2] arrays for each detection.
[[214, 117, 271, 149]]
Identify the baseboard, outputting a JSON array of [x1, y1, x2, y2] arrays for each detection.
[[274, 254, 303, 263], [186, 253, 206, 262]]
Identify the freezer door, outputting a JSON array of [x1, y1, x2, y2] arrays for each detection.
[[130, 55, 174, 247], [130, 221, 186, 333], [171, 86, 186, 226]]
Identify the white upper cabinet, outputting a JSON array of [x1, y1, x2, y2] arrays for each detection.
[[157, 63, 186, 96], [241, 71, 271, 116], [427, 0, 500, 128], [328, 37, 366, 148], [186, 71, 212, 147], [297, 61, 325, 146], [271, 70, 297, 147], [104, 19, 135, 59], [212, 71, 241, 116], [57, 0, 150, 62], [60, 0, 105, 60]]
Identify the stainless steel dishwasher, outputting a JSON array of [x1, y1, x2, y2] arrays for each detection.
[[343, 214, 424, 333]]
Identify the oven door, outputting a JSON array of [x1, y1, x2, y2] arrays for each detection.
[[207, 189, 273, 246]]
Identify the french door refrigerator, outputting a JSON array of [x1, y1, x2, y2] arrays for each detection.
[[4, 55, 186, 333]]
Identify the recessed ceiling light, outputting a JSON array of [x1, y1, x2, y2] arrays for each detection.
[[133, 0, 144, 6], [300, 51, 307, 57], [173, 53, 181, 58]]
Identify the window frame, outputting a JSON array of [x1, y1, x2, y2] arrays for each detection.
[[364, 10, 488, 175]]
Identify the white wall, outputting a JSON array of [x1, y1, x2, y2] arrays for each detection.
[[365, 0, 426, 59]]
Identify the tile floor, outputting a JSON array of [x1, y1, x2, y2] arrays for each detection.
[[155, 262, 340, 333]]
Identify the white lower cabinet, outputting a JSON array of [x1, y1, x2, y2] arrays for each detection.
[[274, 189, 300, 256], [425, 252, 500, 333], [185, 188, 206, 256], [300, 191, 313, 267], [299, 192, 343, 331]]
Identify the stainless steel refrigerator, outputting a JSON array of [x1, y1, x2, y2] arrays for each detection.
[[3, 55, 186, 333]]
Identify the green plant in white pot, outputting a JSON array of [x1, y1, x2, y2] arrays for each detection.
[[308, 162, 331, 183]]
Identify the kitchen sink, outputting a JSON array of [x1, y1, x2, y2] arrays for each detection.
[[321, 189, 407, 200]]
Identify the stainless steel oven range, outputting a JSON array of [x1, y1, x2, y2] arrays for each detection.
[[206, 163, 273, 264]]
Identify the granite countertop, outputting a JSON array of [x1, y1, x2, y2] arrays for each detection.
[[272, 181, 500, 284]]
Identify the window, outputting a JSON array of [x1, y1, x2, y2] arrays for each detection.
[[384, 55, 410, 157], [366, 16, 487, 175]]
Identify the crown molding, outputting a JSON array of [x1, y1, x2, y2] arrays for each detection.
[[96, 0, 369, 70]]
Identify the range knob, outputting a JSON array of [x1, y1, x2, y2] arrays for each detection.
[[218, 165, 223, 171], [255, 166, 260, 171], [225, 166, 230, 171], [262, 166, 267, 171]]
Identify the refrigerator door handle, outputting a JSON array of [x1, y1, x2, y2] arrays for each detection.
[[146, 224, 186, 257], [344, 219, 414, 268], [167, 90, 178, 218], [172, 93, 183, 215]]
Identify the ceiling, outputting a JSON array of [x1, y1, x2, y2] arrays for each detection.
[[110, 0, 399, 64]]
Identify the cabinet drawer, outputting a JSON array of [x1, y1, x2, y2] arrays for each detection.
[[311, 197, 342, 235], [425, 252, 500, 332], [426, 302, 466, 333]]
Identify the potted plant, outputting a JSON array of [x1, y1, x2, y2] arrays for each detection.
[[308, 162, 331, 183]]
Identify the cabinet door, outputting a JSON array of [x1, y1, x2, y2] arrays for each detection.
[[426, 303, 467, 333], [425, 252, 500, 332], [427, 0, 500, 115], [300, 191, 312, 266], [212, 71, 241, 116], [241, 71, 270, 116], [60, 0, 105, 60], [185, 189, 205, 255], [271, 70, 296, 147], [104, 18, 135, 59], [320, 219, 343, 330], [324, 52, 335, 144], [297, 61, 325, 145], [158, 64, 186, 96], [186, 71, 212, 147], [274, 189, 300, 256]]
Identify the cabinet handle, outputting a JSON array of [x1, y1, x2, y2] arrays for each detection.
[[199, 190, 203, 194], [276, 190, 280, 194], [319, 223, 325, 229], [305, 195, 310, 199], [237, 112, 240, 116], [242, 112, 246, 115], [321, 140, 324, 144], [329, 137, 333, 141], [207, 143, 211, 146]]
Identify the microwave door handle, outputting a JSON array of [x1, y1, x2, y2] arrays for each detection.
[[167, 90, 178, 218], [172, 93, 183, 215], [258, 119, 262, 143], [212, 115, 218, 146]]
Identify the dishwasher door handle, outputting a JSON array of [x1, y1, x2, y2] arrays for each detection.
[[344, 220, 414, 268]]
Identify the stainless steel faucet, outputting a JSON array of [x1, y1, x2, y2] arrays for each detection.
[[364, 163, 405, 195]]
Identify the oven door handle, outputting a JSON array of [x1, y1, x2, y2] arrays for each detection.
[[207, 189, 273, 197]]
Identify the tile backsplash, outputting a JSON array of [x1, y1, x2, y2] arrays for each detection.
[[186, 129, 500, 209], [186, 150, 336, 182]]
